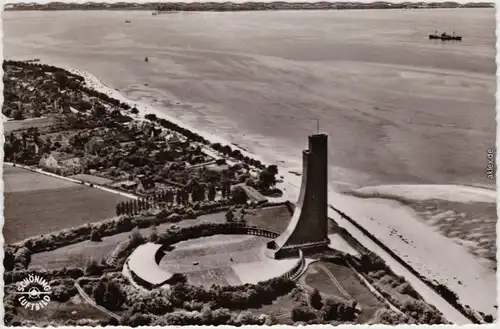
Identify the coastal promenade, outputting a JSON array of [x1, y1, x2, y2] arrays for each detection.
[[271, 171, 474, 324], [327, 205, 472, 324]]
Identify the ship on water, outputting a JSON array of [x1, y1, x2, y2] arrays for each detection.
[[429, 30, 462, 41]]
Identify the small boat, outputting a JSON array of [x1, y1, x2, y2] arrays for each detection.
[[125, 20, 131, 23], [144, 57, 149, 62], [429, 30, 462, 41]]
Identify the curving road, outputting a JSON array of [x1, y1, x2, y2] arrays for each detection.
[[343, 262, 405, 316], [328, 205, 472, 324], [313, 263, 354, 302], [74, 281, 121, 322], [4, 162, 139, 200]]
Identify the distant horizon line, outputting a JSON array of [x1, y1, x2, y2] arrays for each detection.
[[5, 1, 495, 5], [5, 1, 495, 10]]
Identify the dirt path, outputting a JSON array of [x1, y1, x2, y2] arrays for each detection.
[[329, 205, 472, 324], [4, 162, 138, 200], [74, 280, 121, 322], [313, 263, 354, 302], [344, 262, 405, 316]]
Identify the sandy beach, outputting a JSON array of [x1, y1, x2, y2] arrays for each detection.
[[3, 9, 495, 323]]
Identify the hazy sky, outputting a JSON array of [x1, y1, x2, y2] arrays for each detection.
[[4, 0, 482, 4]]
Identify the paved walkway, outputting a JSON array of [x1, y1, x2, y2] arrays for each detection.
[[328, 205, 472, 324]]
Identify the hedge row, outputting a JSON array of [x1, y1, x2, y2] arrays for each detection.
[[6, 200, 233, 270]]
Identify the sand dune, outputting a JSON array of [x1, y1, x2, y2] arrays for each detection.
[[354, 184, 496, 203]]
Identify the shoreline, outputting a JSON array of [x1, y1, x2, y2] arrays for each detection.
[[5, 2, 495, 12], [62, 63, 497, 319], [6, 59, 494, 322]]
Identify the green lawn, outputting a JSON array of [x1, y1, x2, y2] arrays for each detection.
[[30, 212, 228, 269], [244, 205, 292, 233], [322, 262, 386, 323], [247, 293, 297, 324], [4, 185, 129, 244], [14, 294, 108, 325]]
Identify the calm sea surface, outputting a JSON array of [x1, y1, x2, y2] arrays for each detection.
[[3, 9, 496, 190]]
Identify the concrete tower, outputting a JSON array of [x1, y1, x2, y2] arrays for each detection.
[[266, 134, 330, 259]]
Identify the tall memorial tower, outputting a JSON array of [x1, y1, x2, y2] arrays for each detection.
[[266, 134, 330, 259]]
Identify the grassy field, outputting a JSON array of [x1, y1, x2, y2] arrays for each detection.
[[303, 261, 385, 324], [304, 264, 347, 297], [3, 165, 76, 193], [244, 205, 292, 233], [160, 235, 270, 287], [247, 293, 297, 324], [30, 213, 228, 269], [243, 204, 338, 234], [3, 117, 55, 134], [412, 200, 496, 267], [29, 204, 294, 279], [3, 166, 129, 244], [14, 295, 108, 324], [183, 266, 242, 286], [69, 174, 114, 185]]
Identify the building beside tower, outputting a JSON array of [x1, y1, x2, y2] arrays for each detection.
[[266, 133, 330, 259]]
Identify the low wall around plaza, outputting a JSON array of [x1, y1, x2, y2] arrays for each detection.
[[126, 223, 299, 290], [281, 250, 305, 281]]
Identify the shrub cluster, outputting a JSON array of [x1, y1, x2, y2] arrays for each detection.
[[291, 295, 356, 324], [147, 309, 268, 326], [350, 254, 447, 324], [372, 308, 416, 325], [119, 277, 295, 326], [154, 221, 249, 247], [92, 277, 127, 311], [3, 269, 84, 326], [49, 278, 79, 302], [6, 200, 234, 270], [7, 199, 283, 274], [399, 298, 447, 324], [107, 228, 147, 268], [111, 220, 273, 272], [4, 267, 85, 285], [4, 246, 16, 271]]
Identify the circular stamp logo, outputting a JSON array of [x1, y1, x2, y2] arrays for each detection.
[[15, 275, 52, 311]]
